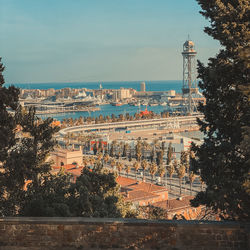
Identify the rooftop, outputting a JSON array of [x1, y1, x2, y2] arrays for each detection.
[[153, 196, 194, 211], [123, 190, 159, 202]]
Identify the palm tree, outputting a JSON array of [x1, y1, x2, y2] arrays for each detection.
[[181, 151, 190, 181], [141, 159, 148, 181], [122, 143, 129, 157], [110, 159, 116, 172], [128, 150, 132, 162], [150, 148, 155, 163], [63, 132, 71, 148], [166, 142, 173, 165], [78, 116, 84, 125], [156, 150, 164, 167], [135, 140, 142, 162], [149, 162, 157, 182], [82, 156, 89, 168], [133, 161, 140, 180], [176, 164, 186, 195], [158, 165, 166, 185], [109, 141, 116, 157], [116, 162, 124, 176], [125, 165, 131, 178], [166, 163, 175, 190], [142, 141, 151, 159], [189, 171, 196, 195], [96, 152, 102, 161], [103, 153, 109, 165]]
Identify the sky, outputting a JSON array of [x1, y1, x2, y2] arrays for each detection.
[[0, 0, 221, 83]]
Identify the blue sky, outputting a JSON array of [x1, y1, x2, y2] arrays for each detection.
[[0, 0, 220, 83]]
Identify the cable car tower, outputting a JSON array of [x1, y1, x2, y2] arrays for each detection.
[[182, 38, 198, 114]]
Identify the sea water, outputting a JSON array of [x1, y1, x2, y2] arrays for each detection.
[[6, 80, 182, 120]]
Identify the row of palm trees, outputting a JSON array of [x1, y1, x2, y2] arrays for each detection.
[[60, 109, 172, 129], [82, 149, 199, 196], [63, 133, 203, 196]]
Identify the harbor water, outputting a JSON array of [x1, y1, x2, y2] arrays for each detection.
[[8, 80, 183, 121]]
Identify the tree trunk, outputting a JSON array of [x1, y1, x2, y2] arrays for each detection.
[[179, 179, 182, 195]]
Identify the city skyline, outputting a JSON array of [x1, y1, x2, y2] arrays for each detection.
[[0, 0, 221, 83]]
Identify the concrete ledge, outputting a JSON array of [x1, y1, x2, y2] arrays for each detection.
[[0, 217, 249, 250]]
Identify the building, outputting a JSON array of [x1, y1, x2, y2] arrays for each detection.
[[140, 82, 146, 92], [52, 164, 85, 182], [116, 176, 168, 206], [152, 196, 205, 220], [113, 88, 132, 101], [49, 147, 83, 167]]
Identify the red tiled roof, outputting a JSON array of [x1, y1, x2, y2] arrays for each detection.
[[128, 182, 168, 193], [117, 177, 168, 204], [123, 190, 159, 202], [116, 176, 138, 187], [153, 196, 194, 211], [66, 167, 84, 176], [53, 164, 76, 170]]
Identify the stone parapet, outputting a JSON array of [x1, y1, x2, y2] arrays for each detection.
[[0, 217, 249, 250]]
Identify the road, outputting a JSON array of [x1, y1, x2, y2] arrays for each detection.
[[100, 158, 205, 200]]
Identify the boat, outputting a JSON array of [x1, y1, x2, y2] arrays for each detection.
[[160, 102, 167, 106], [149, 103, 158, 106], [169, 102, 181, 107], [111, 102, 123, 106]]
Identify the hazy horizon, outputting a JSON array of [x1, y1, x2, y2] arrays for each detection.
[[6, 79, 181, 85], [1, 0, 220, 83]]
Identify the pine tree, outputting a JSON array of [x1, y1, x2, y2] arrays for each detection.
[[0, 58, 59, 216], [0, 58, 21, 215], [191, 0, 250, 220], [68, 168, 135, 218]]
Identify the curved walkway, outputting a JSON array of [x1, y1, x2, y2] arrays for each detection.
[[59, 114, 204, 136]]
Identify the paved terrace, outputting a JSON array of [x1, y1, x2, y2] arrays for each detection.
[[59, 115, 204, 136]]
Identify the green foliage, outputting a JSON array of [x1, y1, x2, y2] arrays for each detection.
[[135, 139, 142, 161], [68, 168, 135, 218], [93, 142, 98, 155], [166, 162, 175, 190], [166, 142, 173, 165], [0, 59, 59, 216], [138, 205, 166, 220], [150, 148, 155, 163], [0, 59, 135, 218], [192, 0, 250, 220], [156, 150, 164, 167], [149, 162, 157, 181], [176, 164, 186, 195], [20, 173, 72, 217]]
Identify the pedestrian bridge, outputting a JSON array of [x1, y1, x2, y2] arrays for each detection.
[[59, 115, 203, 136]]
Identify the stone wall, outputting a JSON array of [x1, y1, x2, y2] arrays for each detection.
[[0, 217, 249, 250]]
